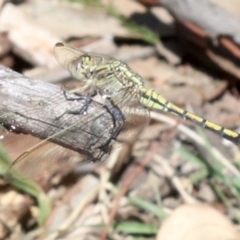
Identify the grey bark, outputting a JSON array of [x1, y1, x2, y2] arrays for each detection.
[[0, 65, 115, 156]]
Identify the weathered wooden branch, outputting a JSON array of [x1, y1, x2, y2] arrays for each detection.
[[0, 65, 115, 155]]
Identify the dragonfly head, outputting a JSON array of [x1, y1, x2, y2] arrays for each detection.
[[68, 58, 88, 81], [54, 42, 90, 82]]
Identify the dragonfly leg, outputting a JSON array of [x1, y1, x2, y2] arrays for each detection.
[[82, 95, 126, 163], [95, 96, 126, 157], [103, 96, 125, 140], [62, 88, 97, 101], [90, 148, 110, 163], [55, 91, 94, 120]]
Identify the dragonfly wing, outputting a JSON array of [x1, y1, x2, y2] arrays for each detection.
[[6, 141, 83, 181], [4, 112, 113, 181], [117, 96, 150, 144], [54, 43, 115, 67], [2, 94, 118, 181]]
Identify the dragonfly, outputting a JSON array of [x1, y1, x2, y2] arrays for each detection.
[[54, 42, 240, 146]]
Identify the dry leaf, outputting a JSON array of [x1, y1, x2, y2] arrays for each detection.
[[157, 204, 240, 240]]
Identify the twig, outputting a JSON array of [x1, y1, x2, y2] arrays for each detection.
[[153, 155, 197, 203], [100, 141, 160, 240]]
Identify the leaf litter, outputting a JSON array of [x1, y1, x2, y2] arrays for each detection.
[[0, 0, 240, 239]]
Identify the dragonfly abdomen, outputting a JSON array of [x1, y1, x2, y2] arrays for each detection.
[[184, 112, 240, 145], [140, 87, 240, 145]]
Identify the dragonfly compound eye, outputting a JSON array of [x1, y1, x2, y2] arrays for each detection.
[[69, 59, 86, 81]]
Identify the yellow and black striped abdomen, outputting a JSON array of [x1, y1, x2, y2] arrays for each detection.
[[139, 87, 240, 145]]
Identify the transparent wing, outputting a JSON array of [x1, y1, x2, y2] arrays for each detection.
[[110, 89, 150, 144], [5, 140, 82, 181], [4, 92, 149, 181], [1, 90, 118, 181]]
